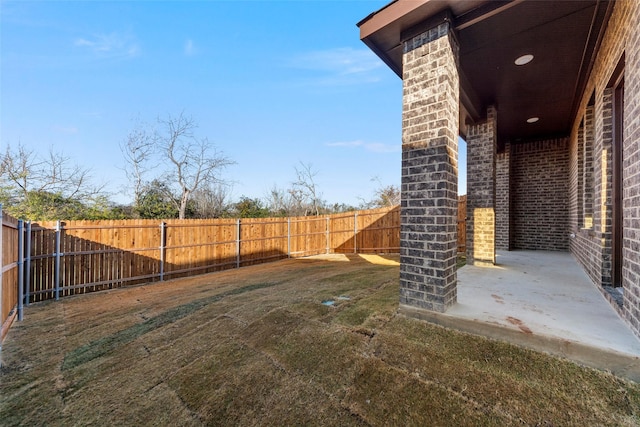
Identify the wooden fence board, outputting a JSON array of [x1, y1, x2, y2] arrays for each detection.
[[458, 195, 467, 254]]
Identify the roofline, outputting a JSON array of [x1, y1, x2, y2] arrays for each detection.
[[356, 0, 399, 28], [357, 0, 434, 38]]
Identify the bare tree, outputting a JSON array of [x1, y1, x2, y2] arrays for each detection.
[[288, 187, 307, 216], [156, 112, 234, 219], [191, 183, 233, 218], [360, 176, 401, 209], [265, 185, 284, 215], [292, 162, 322, 216], [373, 184, 401, 207], [265, 184, 294, 216], [120, 119, 154, 207], [1, 144, 102, 200], [1, 144, 37, 205], [264, 164, 326, 217], [0, 143, 106, 219]]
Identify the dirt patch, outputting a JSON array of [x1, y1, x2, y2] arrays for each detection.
[[2, 254, 639, 426]]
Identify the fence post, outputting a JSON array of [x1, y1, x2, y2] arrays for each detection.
[[159, 222, 166, 281], [354, 212, 358, 254], [326, 216, 330, 254], [236, 219, 241, 268], [287, 218, 291, 258], [17, 220, 24, 321], [54, 220, 62, 301], [25, 221, 31, 306]]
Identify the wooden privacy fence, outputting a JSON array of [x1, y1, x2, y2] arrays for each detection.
[[24, 206, 400, 303]]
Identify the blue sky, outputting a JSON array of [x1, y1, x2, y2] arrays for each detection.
[[1, 0, 467, 206]]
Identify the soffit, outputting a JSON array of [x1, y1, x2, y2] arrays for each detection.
[[359, 0, 613, 145]]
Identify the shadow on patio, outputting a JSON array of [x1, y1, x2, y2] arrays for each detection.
[[400, 250, 640, 381]]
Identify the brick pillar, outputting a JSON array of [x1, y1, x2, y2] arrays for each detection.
[[496, 142, 510, 250], [583, 105, 595, 229], [400, 22, 459, 313], [466, 106, 497, 265]]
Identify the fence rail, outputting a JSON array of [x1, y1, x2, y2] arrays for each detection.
[[1, 198, 467, 339]]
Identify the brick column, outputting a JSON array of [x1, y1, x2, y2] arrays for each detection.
[[400, 22, 459, 313], [583, 105, 595, 229], [466, 106, 497, 265], [496, 142, 510, 250]]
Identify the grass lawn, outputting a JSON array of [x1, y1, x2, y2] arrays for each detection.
[[1, 254, 639, 426]]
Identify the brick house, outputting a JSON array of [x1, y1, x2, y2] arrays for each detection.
[[358, 0, 640, 338]]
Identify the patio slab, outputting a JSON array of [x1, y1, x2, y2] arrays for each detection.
[[400, 250, 640, 381]]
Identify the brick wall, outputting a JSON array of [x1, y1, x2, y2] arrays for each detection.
[[568, 0, 640, 338], [511, 139, 569, 251], [569, 104, 605, 288], [621, 0, 640, 336]]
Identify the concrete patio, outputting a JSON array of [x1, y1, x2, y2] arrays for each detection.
[[400, 250, 640, 381]]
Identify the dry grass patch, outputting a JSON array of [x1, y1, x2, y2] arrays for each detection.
[[1, 254, 639, 426]]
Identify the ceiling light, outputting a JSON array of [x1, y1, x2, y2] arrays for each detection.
[[527, 117, 539, 123], [515, 54, 534, 66]]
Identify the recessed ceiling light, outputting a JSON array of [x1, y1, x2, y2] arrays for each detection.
[[527, 117, 539, 123], [515, 54, 534, 66]]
